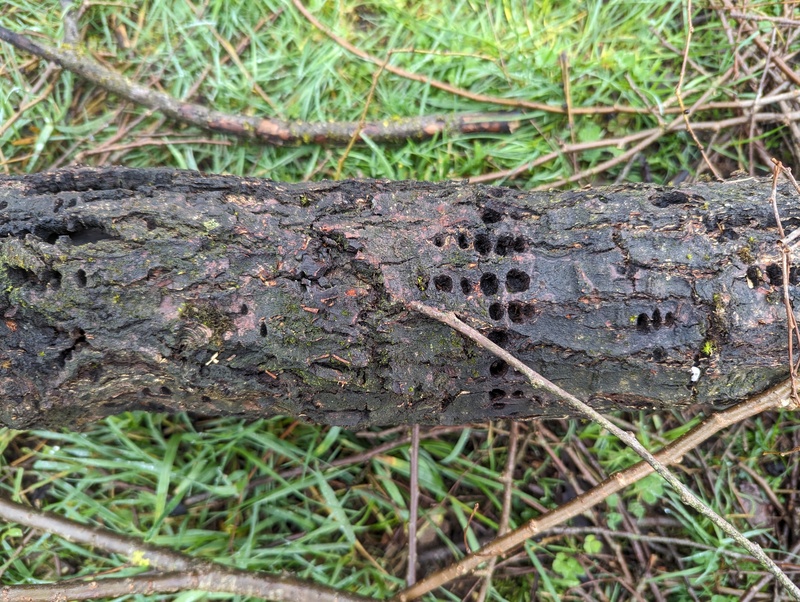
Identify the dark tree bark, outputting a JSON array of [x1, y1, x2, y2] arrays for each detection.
[[0, 167, 796, 429]]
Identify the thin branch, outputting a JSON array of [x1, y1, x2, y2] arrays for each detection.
[[0, 495, 373, 602], [58, 0, 80, 45], [534, 71, 737, 189], [773, 161, 800, 381], [291, 0, 642, 117], [726, 9, 800, 27], [181, 1, 281, 113], [0, 67, 58, 141], [650, 25, 709, 76], [748, 29, 774, 175], [741, 540, 800, 602], [675, 0, 723, 180], [559, 51, 579, 176], [477, 50, 800, 185], [0, 569, 364, 602], [721, 0, 800, 87], [406, 423, 420, 586], [336, 54, 390, 179], [779, 98, 800, 167], [396, 302, 800, 601], [291, 0, 800, 121], [476, 421, 519, 602], [180, 426, 470, 510], [472, 108, 800, 185], [702, 89, 800, 110], [540, 525, 800, 564], [67, 12, 275, 168], [469, 128, 655, 184], [0, 570, 373, 602], [0, 25, 519, 146], [769, 160, 800, 403]]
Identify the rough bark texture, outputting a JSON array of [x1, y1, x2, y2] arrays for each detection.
[[0, 167, 796, 429]]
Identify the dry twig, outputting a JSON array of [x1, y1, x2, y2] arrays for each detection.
[[0, 495, 373, 602], [675, 0, 722, 180], [768, 160, 800, 403], [406, 423, 421, 586], [476, 421, 519, 602], [0, 25, 519, 147], [0, 571, 366, 602]]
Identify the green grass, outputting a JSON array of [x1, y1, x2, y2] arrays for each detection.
[[7, 412, 792, 600], [3, 0, 775, 184], [2, 0, 800, 599]]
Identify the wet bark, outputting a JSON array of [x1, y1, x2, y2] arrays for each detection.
[[0, 167, 796, 429]]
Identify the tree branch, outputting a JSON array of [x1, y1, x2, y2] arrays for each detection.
[[0, 25, 519, 146], [0, 495, 374, 602]]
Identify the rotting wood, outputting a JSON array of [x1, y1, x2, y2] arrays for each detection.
[[0, 167, 797, 429]]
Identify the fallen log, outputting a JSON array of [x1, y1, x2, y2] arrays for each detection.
[[0, 167, 796, 428]]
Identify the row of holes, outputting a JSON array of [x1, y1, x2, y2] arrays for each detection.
[[432, 231, 526, 256], [636, 308, 675, 332], [433, 269, 531, 295], [142, 385, 173, 396], [759, 264, 800, 287], [489, 301, 536, 323], [7, 266, 62, 289], [489, 388, 525, 407], [52, 197, 77, 212], [487, 331, 510, 378], [429, 240, 800, 289]]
